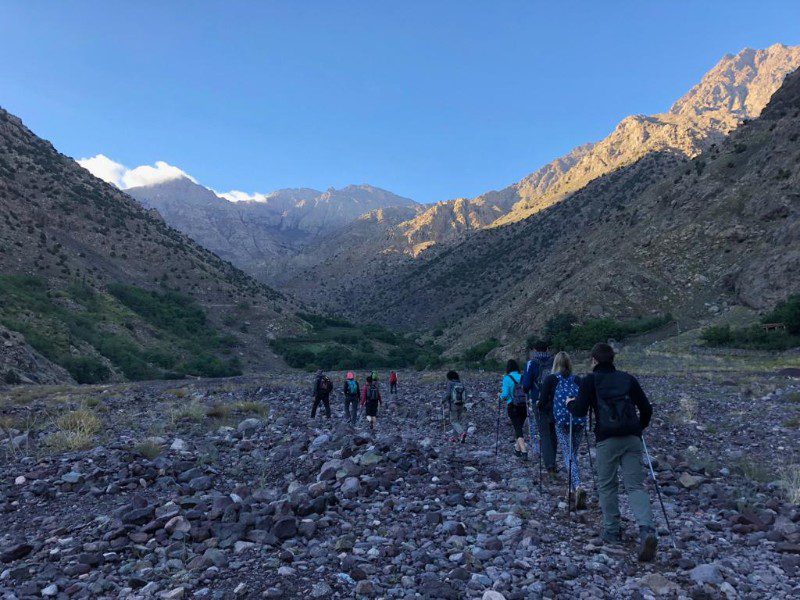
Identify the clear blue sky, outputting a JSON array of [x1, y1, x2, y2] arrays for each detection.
[[2, 1, 799, 202]]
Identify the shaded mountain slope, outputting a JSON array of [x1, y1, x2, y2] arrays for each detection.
[[347, 66, 800, 353], [0, 108, 302, 380], [285, 44, 800, 324]]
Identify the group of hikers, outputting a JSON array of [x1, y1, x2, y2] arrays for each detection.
[[312, 369, 398, 430], [500, 340, 659, 562], [309, 340, 660, 562]]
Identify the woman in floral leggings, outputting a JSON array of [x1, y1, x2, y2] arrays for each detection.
[[538, 351, 588, 509]]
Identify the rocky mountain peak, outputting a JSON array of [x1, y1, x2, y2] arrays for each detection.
[[669, 43, 800, 119]]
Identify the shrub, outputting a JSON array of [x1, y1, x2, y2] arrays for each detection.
[[551, 315, 672, 350], [61, 356, 112, 384], [462, 338, 499, 362], [107, 284, 208, 339], [701, 322, 800, 351], [182, 355, 242, 378], [764, 295, 800, 334]]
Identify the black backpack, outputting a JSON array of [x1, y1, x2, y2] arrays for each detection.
[[594, 371, 641, 437], [450, 382, 466, 405], [317, 375, 332, 395], [509, 374, 527, 407], [366, 383, 380, 402]]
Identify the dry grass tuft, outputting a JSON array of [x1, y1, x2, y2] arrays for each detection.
[[133, 439, 162, 459], [780, 465, 800, 504], [206, 403, 231, 419], [45, 408, 102, 451], [232, 401, 269, 417], [170, 402, 206, 423]]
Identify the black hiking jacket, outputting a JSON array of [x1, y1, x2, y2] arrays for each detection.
[[568, 364, 652, 443]]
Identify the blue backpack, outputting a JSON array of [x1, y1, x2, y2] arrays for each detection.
[[346, 380, 358, 395], [552, 373, 586, 427]]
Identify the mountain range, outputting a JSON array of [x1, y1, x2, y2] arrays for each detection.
[[339, 51, 800, 353], [125, 180, 419, 284], [3, 43, 799, 381], [278, 44, 800, 326]]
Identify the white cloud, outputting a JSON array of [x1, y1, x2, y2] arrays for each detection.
[[121, 161, 196, 188], [217, 190, 269, 203], [77, 154, 127, 187], [77, 154, 196, 189]]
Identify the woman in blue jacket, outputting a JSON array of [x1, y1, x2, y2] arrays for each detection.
[[500, 359, 528, 459]]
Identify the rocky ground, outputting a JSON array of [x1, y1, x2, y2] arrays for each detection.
[[1, 364, 800, 599]]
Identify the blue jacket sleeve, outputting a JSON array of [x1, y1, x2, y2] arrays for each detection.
[[521, 360, 537, 392], [500, 375, 512, 402]]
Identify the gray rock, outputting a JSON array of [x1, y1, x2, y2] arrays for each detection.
[[689, 563, 723, 585], [237, 418, 263, 435], [341, 477, 360, 498]]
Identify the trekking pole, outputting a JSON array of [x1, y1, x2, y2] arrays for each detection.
[[494, 397, 501, 461], [527, 399, 538, 453], [584, 427, 597, 495], [534, 406, 542, 491], [567, 418, 573, 520], [642, 436, 678, 550]]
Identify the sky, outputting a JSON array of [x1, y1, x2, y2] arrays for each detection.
[[2, 1, 800, 203]]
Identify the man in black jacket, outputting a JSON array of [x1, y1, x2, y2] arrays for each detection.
[[312, 370, 332, 420], [567, 342, 657, 562]]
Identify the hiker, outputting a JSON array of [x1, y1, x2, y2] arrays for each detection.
[[389, 371, 398, 394], [500, 359, 528, 459], [342, 371, 360, 425], [311, 369, 333, 420], [566, 342, 657, 562], [361, 375, 382, 430], [540, 351, 587, 509], [443, 370, 467, 443], [523, 340, 557, 474]]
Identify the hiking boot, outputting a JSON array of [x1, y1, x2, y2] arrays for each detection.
[[575, 487, 587, 510], [637, 527, 658, 562], [601, 530, 622, 545]]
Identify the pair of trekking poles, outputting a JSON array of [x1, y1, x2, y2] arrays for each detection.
[[494, 397, 676, 548]]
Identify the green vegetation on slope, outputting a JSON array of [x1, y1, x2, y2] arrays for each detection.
[[702, 295, 800, 351], [270, 312, 443, 370], [459, 338, 502, 370], [0, 275, 242, 383], [533, 313, 674, 351]]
